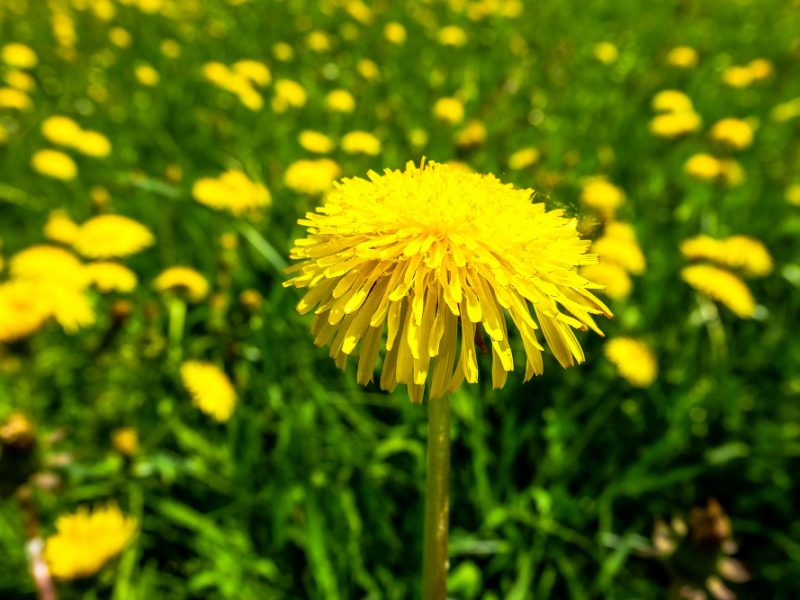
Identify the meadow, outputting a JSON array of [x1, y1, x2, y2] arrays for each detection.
[[1, 0, 800, 598]]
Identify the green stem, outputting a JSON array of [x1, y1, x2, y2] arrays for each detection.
[[167, 297, 186, 362], [422, 394, 451, 599]]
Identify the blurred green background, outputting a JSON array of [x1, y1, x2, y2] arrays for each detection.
[[1, 0, 799, 598]]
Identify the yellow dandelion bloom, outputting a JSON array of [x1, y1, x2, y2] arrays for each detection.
[[2, 43, 37, 69], [508, 147, 540, 170], [438, 25, 468, 47], [592, 223, 646, 275], [109, 27, 132, 48], [604, 338, 657, 387], [685, 154, 722, 181], [5, 70, 36, 92], [135, 64, 159, 86], [154, 267, 210, 302], [454, 120, 487, 148], [325, 89, 356, 113], [44, 503, 137, 580], [180, 361, 237, 421], [86, 262, 138, 293], [272, 79, 306, 112], [41, 116, 82, 147], [652, 90, 694, 114], [710, 118, 754, 150], [748, 58, 773, 80], [0, 281, 52, 342], [31, 149, 77, 180], [722, 65, 754, 88], [357, 59, 380, 80], [160, 39, 181, 58], [232, 60, 271, 86], [111, 428, 139, 456], [73, 215, 154, 259], [11, 245, 88, 288], [272, 42, 294, 62], [44, 211, 80, 244], [299, 130, 334, 154], [681, 264, 755, 318], [594, 42, 619, 64], [649, 111, 702, 138], [345, 0, 372, 23], [787, 184, 800, 206], [433, 97, 465, 124], [0, 87, 32, 111], [581, 179, 625, 218], [385, 22, 407, 45], [341, 131, 382, 156], [285, 161, 611, 403], [680, 235, 772, 276], [666, 46, 698, 68], [306, 30, 332, 53], [581, 262, 632, 299], [47, 283, 95, 332], [74, 131, 112, 158], [192, 170, 271, 215], [284, 159, 341, 195]]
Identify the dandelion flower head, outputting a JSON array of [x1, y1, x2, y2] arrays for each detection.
[[604, 337, 657, 387], [43, 502, 137, 580], [154, 267, 210, 302], [341, 131, 382, 156], [72, 215, 155, 259], [192, 169, 271, 215], [433, 97, 465, 124], [508, 147, 540, 170], [284, 159, 341, 195], [681, 264, 755, 318], [285, 161, 611, 403], [31, 149, 77, 181], [581, 179, 625, 219], [710, 118, 754, 150], [299, 130, 335, 154], [2, 43, 38, 69], [325, 89, 355, 113], [86, 262, 138, 293], [666, 46, 698, 68], [180, 361, 237, 421], [681, 235, 771, 276]]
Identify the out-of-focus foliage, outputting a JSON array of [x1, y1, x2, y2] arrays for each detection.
[[1, 0, 799, 598]]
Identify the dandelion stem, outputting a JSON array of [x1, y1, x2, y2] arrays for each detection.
[[422, 394, 451, 599], [167, 297, 186, 361]]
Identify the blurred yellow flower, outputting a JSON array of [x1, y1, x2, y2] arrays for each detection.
[[272, 42, 294, 62], [771, 97, 800, 123], [5, 70, 35, 92], [581, 179, 625, 219], [180, 361, 237, 421], [284, 158, 341, 195], [748, 58, 773, 80], [592, 222, 646, 274], [787, 184, 800, 206], [581, 262, 632, 299], [346, 0, 373, 23], [160, 39, 181, 58], [0, 87, 33, 110], [685, 154, 722, 180], [306, 30, 332, 52], [722, 65, 753, 88], [2, 43, 37, 69], [433, 97, 465, 124], [0, 281, 52, 342], [385, 22, 407, 44], [232, 60, 271, 86], [681, 264, 755, 318], [604, 338, 657, 387], [73, 215, 154, 259], [44, 503, 137, 580], [341, 131, 381, 155], [109, 27, 132, 48], [41, 116, 81, 146], [86, 262, 138, 293], [666, 46, 698, 68], [508, 147, 540, 170], [681, 235, 772, 276], [710, 118, 753, 150], [272, 79, 307, 112], [192, 169, 271, 215], [356, 59, 380, 80], [594, 41, 619, 64], [74, 131, 112, 158], [325, 89, 356, 113], [285, 161, 611, 402], [111, 428, 139, 456], [652, 90, 694, 114], [134, 64, 159, 86], [438, 25, 468, 47], [455, 120, 487, 148], [44, 211, 79, 245], [11, 245, 87, 288], [299, 130, 334, 154], [154, 267, 210, 302], [31, 149, 77, 180], [649, 111, 702, 138]]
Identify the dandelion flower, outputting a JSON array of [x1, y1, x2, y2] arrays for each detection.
[[2, 43, 37, 69], [594, 42, 619, 64], [109, 27, 132, 48], [0, 281, 52, 342], [666, 46, 698, 68], [680, 235, 772, 276], [325, 89, 355, 113], [73, 215, 154, 259], [154, 267, 209, 302], [74, 131, 112, 158], [508, 147, 540, 170], [31, 149, 77, 180], [232, 60, 271, 86], [111, 428, 139, 456], [41, 116, 82, 146], [685, 154, 722, 181], [710, 118, 754, 150], [581, 179, 625, 219], [385, 22, 407, 45], [357, 59, 379, 80], [649, 111, 702, 138], [44, 211, 80, 244], [306, 30, 332, 53], [86, 262, 137, 293], [591, 222, 646, 274], [285, 161, 611, 402], [433, 97, 465, 125], [284, 159, 341, 195], [160, 39, 181, 59], [192, 170, 271, 215], [11, 245, 88, 288], [180, 361, 236, 421], [43, 503, 137, 580], [5, 70, 36, 92], [272, 42, 294, 62], [272, 79, 306, 112], [135, 64, 159, 86], [681, 264, 755, 318], [748, 58, 773, 80], [581, 262, 632, 299], [0, 87, 32, 110], [454, 120, 487, 148], [787, 184, 800, 206], [341, 131, 382, 156], [299, 130, 334, 154], [604, 338, 657, 387], [438, 25, 468, 47], [652, 90, 694, 114]]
